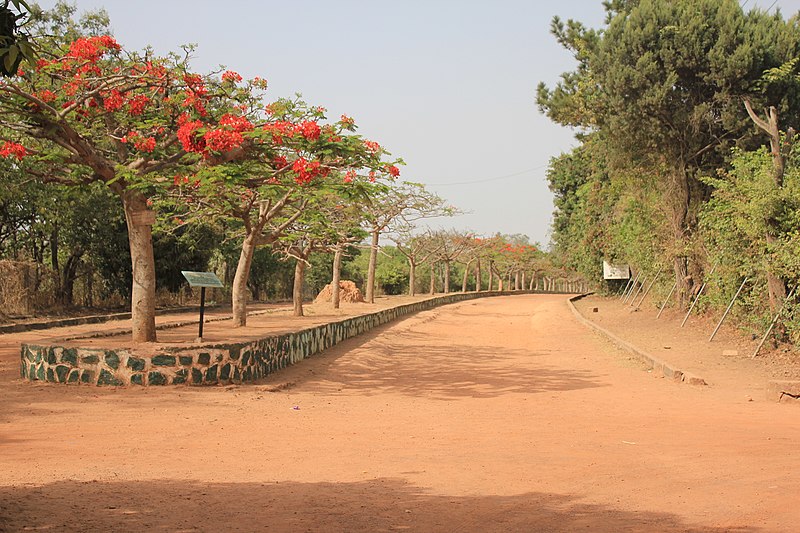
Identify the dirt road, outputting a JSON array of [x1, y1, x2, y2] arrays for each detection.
[[1, 294, 798, 532]]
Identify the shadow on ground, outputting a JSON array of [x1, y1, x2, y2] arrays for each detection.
[[0, 478, 755, 533], [293, 333, 605, 400]]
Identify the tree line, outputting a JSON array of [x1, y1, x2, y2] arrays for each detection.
[[0, 3, 576, 339], [538, 0, 800, 344]]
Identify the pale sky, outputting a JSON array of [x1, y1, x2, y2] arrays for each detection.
[[35, 0, 800, 248]]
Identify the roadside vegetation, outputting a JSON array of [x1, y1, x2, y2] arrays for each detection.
[[539, 0, 800, 344]]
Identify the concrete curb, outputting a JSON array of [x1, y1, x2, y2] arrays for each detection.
[[767, 380, 800, 403], [567, 293, 708, 387]]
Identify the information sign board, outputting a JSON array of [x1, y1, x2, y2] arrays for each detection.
[[181, 271, 224, 288], [603, 261, 630, 280]]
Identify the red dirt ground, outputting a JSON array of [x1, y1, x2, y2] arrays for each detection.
[[1, 293, 799, 532]]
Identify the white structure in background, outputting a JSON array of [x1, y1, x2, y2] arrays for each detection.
[[603, 261, 630, 280]]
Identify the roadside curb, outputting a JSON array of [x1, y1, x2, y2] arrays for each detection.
[[767, 380, 800, 403], [567, 293, 708, 387]]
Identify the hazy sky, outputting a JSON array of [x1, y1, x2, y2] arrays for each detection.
[[36, 0, 800, 247]]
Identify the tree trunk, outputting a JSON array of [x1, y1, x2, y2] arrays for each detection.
[[86, 264, 93, 307], [121, 191, 157, 343], [666, 163, 696, 308], [443, 260, 451, 293], [293, 259, 306, 317], [488, 262, 494, 292], [521, 271, 526, 291], [366, 230, 379, 303], [461, 259, 472, 292], [475, 259, 482, 292], [408, 258, 416, 296], [50, 225, 61, 304], [744, 100, 789, 313], [332, 247, 342, 309], [429, 262, 436, 295], [515, 271, 520, 291], [765, 233, 788, 312], [61, 252, 82, 306], [232, 232, 257, 327]]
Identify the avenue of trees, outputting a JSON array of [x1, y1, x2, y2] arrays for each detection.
[[0, 3, 577, 341], [538, 0, 800, 343]]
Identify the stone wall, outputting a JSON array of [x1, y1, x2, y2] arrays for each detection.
[[21, 291, 530, 387]]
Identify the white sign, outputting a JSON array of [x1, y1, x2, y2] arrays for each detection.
[[603, 261, 630, 280]]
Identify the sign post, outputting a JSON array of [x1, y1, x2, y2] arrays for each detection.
[[181, 271, 224, 342]]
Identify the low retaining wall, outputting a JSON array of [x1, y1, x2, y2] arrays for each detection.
[[21, 290, 533, 386], [567, 293, 707, 386]]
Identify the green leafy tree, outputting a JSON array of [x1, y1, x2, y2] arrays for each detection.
[[538, 0, 800, 306]]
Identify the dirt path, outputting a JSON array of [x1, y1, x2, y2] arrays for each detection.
[[1, 294, 799, 532]]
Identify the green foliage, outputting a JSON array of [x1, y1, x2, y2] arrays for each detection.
[[0, 0, 34, 77], [344, 246, 408, 296], [246, 247, 295, 301], [700, 145, 800, 338], [540, 0, 800, 311]]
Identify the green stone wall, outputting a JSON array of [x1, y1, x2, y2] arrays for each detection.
[[20, 291, 529, 386]]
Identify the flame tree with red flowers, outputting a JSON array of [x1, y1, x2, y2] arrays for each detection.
[[0, 35, 261, 341], [166, 97, 402, 326]]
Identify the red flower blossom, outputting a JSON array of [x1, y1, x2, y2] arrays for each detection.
[[134, 136, 156, 152], [183, 74, 207, 95], [363, 140, 381, 153], [292, 157, 322, 185], [219, 113, 254, 133], [262, 120, 293, 144], [181, 91, 207, 116], [0, 141, 27, 160], [127, 94, 150, 116], [67, 36, 120, 62], [296, 120, 321, 141], [103, 89, 125, 112], [204, 128, 244, 153], [36, 90, 57, 103], [273, 155, 288, 168], [177, 120, 205, 153], [343, 169, 356, 183], [386, 164, 400, 177], [340, 115, 355, 126], [222, 70, 242, 83]]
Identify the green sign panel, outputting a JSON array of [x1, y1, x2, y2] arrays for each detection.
[[181, 271, 224, 288]]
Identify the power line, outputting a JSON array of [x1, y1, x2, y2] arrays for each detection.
[[425, 164, 548, 186]]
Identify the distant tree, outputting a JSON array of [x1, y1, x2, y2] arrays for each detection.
[[361, 182, 453, 302]]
